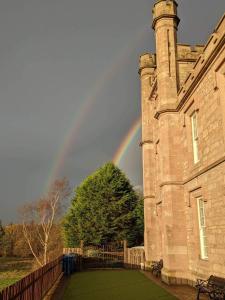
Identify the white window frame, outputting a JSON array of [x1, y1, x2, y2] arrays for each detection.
[[191, 111, 199, 164], [197, 197, 208, 259]]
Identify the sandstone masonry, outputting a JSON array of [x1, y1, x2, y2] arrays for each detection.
[[140, 0, 225, 284]]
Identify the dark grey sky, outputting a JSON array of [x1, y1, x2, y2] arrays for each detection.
[[0, 0, 224, 223]]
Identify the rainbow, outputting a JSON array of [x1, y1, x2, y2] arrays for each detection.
[[113, 116, 141, 166], [45, 28, 147, 192]]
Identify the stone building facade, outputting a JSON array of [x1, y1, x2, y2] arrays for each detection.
[[140, 0, 225, 284]]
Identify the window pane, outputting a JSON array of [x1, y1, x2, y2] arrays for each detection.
[[191, 112, 199, 163], [193, 114, 198, 138], [197, 198, 208, 259]]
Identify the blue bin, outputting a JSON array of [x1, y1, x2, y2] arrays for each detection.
[[63, 254, 77, 275]]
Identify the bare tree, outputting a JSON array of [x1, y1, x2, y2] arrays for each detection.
[[20, 178, 71, 267]]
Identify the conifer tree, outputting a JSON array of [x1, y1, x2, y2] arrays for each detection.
[[63, 162, 143, 247], [0, 219, 5, 256]]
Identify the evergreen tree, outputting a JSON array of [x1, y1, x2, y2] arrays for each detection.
[[131, 196, 144, 245], [63, 162, 143, 247], [0, 220, 5, 256], [0, 220, 4, 240]]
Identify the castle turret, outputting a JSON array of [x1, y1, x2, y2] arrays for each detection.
[[139, 54, 158, 262], [139, 53, 156, 149], [139, 0, 189, 283], [153, 0, 179, 107], [153, 0, 188, 284]]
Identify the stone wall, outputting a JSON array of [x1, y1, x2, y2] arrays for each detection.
[[177, 44, 204, 87], [180, 37, 225, 280], [140, 0, 225, 285]]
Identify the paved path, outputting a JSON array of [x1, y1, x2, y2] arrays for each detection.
[[142, 271, 208, 300]]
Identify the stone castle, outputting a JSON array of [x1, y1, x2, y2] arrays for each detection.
[[140, 0, 225, 284]]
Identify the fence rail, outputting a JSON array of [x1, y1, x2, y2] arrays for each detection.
[[0, 256, 63, 300], [0, 243, 146, 300], [63, 242, 145, 270], [63, 247, 83, 255], [63, 242, 125, 269], [124, 246, 145, 269]]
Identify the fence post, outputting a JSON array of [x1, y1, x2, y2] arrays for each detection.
[[32, 272, 35, 300], [123, 240, 128, 265], [80, 240, 84, 270], [40, 265, 44, 298], [80, 240, 84, 256]]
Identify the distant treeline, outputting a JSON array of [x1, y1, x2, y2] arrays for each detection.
[[0, 164, 144, 265], [0, 222, 63, 260]]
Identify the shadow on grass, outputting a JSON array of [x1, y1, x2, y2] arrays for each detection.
[[62, 270, 178, 300]]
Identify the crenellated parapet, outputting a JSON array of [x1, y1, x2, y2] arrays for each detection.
[[177, 44, 205, 88], [177, 44, 205, 61], [139, 53, 156, 75], [152, 0, 179, 30]]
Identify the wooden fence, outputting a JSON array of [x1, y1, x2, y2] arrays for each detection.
[[63, 247, 83, 255], [63, 241, 125, 269], [63, 242, 145, 270], [124, 246, 145, 269], [0, 243, 146, 299], [0, 256, 63, 300]]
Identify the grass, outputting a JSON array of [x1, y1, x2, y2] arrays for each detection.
[[62, 270, 178, 300], [0, 257, 33, 291]]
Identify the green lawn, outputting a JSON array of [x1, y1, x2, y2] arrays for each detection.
[[0, 257, 33, 291], [0, 278, 22, 291], [63, 270, 178, 300]]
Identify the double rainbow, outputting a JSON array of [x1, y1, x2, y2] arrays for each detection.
[[45, 28, 146, 192], [113, 117, 141, 166]]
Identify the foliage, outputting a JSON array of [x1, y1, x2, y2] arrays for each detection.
[[1, 224, 31, 257], [0, 222, 63, 263], [63, 162, 143, 247], [0, 220, 4, 240], [0, 220, 5, 256], [20, 178, 71, 266], [131, 196, 144, 246]]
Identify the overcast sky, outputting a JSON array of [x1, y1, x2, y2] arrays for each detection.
[[0, 0, 224, 223]]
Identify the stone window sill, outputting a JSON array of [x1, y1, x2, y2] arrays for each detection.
[[191, 160, 202, 172], [199, 257, 209, 262]]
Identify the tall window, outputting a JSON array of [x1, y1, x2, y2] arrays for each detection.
[[191, 111, 199, 163], [197, 197, 208, 259]]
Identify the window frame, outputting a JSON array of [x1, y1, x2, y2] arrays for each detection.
[[197, 197, 208, 260], [191, 111, 200, 164]]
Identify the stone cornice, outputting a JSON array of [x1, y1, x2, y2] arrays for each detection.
[[177, 58, 198, 63], [184, 155, 225, 185], [143, 195, 155, 200], [154, 107, 177, 119], [159, 155, 225, 188], [138, 66, 156, 76], [160, 181, 183, 188], [139, 140, 154, 147], [154, 0, 178, 6], [152, 14, 180, 30], [154, 102, 177, 119]]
